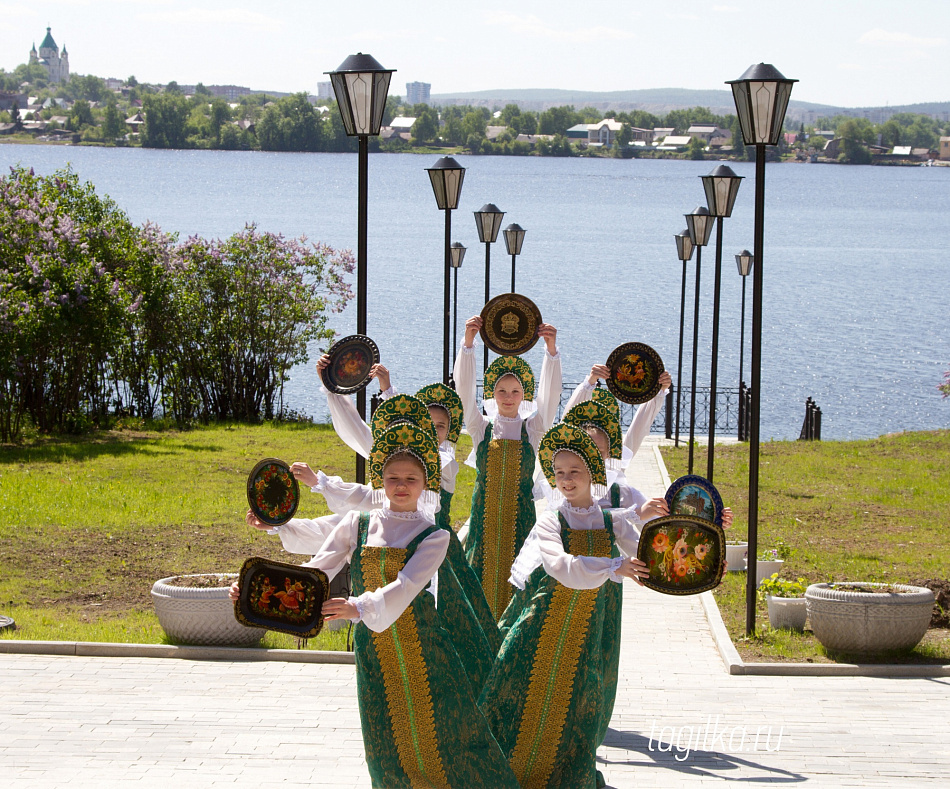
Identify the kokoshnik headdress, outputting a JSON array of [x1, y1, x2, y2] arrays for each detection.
[[370, 394, 437, 442], [537, 423, 607, 488], [483, 355, 536, 401], [562, 401, 623, 460], [369, 422, 442, 493], [591, 386, 621, 424], [415, 383, 463, 444]]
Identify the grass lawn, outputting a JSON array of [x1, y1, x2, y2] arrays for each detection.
[[661, 430, 950, 663], [0, 421, 478, 650]]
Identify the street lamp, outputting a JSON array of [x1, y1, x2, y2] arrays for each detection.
[[473, 203, 505, 373], [735, 249, 754, 392], [327, 52, 394, 484], [449, 241, 466, 382], [700, 165, 743, 482], [673, 230, 695, 448], [503, 223, 526, 292], [426, 156, 466, 385], [684, 205, 714, 475], [727, 62, 797, 636]]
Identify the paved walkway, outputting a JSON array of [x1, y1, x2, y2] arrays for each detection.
[[3, 437, 950, 786]]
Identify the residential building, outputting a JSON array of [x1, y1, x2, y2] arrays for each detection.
[[628, 127, 652, 143], [940, 137, 950, 161], [653, 127, 674, 143], [207, 85, 251, 101], [406, 82, 431, 105], [29, 27, 69, 84], [317, 82, 333, 100], [388, 116, 416, 133], [0, 91, 27, 112], [588, 118, 622, 146], [687, 124, 728, 142], [658, 135, 692, 149], [566, 123, 590, 140]]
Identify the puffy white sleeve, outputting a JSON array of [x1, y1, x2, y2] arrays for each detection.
[[527, 348, 563, 448], [312, 469, 381, 515], [301, 511, 362, 581], [272, 514, 343, 556], [326, 391, 373, 459], [609, 507, 644, 559], [624, 386, 668, 457], [453, 342, 488, 447], [352, 529, 450, 633], [562, 378, 594, 414], [536, 511, 621, 590]]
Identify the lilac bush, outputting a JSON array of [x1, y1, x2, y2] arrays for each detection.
[[0, 166, 354, 439]]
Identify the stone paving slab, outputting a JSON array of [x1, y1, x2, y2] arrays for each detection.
[[3, 436, 950, 786]]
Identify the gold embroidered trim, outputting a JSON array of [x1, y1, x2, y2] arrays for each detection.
[[481, 438, 523, 619], [509, 528, 612, 788], [362, 546, 448, 788]]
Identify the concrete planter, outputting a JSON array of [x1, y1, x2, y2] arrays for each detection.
[[151, 573, 264, 647], [766, 595, 807, 631], [755, 559, 784, 587], [805, 582, 934, 653], [725, 542, 748, 572]]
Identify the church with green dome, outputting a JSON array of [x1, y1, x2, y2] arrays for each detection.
[[29, 27, 70, 84]]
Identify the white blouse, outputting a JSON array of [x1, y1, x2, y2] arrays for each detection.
[[453, 341, 563, 453], [510, 501, 643, 591], [303, 508, 449, 633], [563, 380, 669, 458]]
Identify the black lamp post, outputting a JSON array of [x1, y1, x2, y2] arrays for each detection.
[[673, 230, 694, 448], [503, 223, 526, 292], [426, 156, 466, 386], [684, 205, 714, 474], [735, 249, 754, 395], [327, 52, 394, 485], [700, 165, 743, 482], [449, 241, 466, 381], [474, 203, 505, 374], [727, 63, 797, 636]]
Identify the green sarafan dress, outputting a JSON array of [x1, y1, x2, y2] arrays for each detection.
[[466, 420, 537, 620], [437, 488, 502, 656], [352, 514, 519, 789], [480, 512, 623, 789]]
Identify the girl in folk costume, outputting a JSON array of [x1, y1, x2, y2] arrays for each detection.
[[480, 424, 668, 789], [249, 392, 500, 686], [235, 423, 519, 789], [453, 315, 562, 620]]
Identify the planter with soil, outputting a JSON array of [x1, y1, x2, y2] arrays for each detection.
[[151, 573, 264, 647], [805, 581, 935, 653]]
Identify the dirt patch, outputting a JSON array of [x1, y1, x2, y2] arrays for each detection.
[[912, 578, 950, 627]]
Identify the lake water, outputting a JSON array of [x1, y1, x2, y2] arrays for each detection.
[[3, 143, 948, 440]]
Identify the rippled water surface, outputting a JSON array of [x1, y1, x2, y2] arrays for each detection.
[[3, 144, 947, 439]]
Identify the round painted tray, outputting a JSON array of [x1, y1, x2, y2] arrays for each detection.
[[247, 458, 300, 526], [479, 293, 542, 356], [320, 334, 380, 394], [637, 514, 725, 596], [665, 474, 724, 527], [234, 557, 328, 638], [605, 342, 664, 404]]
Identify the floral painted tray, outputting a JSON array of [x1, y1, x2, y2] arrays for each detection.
[[665, 474, 724, 527], [479, 293, 542, 356], [247, 458, 300, 526], [321, 334, 380, 394], [605, 342, 664, 404], [637, 514, 725, 596], [234, 557, 328, 638]]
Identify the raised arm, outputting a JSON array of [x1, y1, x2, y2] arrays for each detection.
[[453, 316, 488, 445], [624, 371, 671, 457]]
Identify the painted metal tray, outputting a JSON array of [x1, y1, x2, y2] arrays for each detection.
[[320, 334, 380, 394], [247, 458, 300, 526], [605, 342, 664, 404], [234, 557, 328, 638], [637, 514, 725, 596], [479, 293, 542, 356], [665, 474, 724, 527]]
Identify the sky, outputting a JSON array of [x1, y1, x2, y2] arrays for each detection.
[[4, 0, 949, 109]]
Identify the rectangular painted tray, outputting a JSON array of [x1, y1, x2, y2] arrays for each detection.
[[234, 557, 329, 638], [637, 514, 725, 596]]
